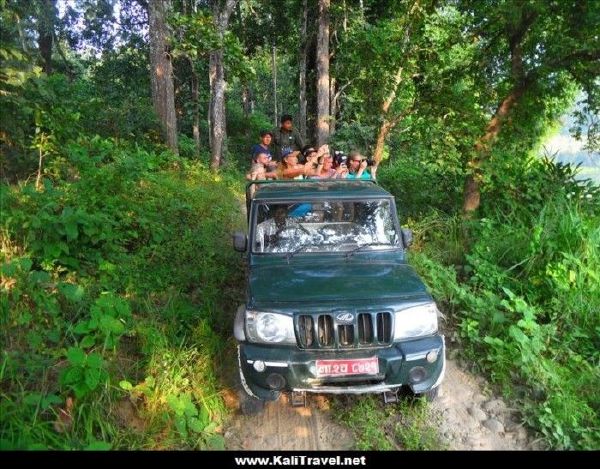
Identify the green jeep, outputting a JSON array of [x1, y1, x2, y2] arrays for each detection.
[[232, 180, 445, 413]]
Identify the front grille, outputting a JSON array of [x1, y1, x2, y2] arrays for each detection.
[[297, 312, 392, 349]]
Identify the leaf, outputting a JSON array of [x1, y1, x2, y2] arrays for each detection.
[[84, 367, 101, 390], [86, 353, 103, 369], [64, 221, 78, 240], [61, 366, 83, 385], [187, 416, 206, 434], [29, 270, 51, 284], [166, 395, 185, 416], [67, 347, 86, 366], [119, 380, 133, 391], [23, 393, 42, 406], [182, 394, 198, 417], [73, 382, 89, 399], [198, 403, 209, 427], [509, 325, 528, 345], [80, 335, 96, 348], [19, 258, 33, 272], [99, 316, 125, 335], [73, 321, 91, 334], [174, 416, 188, 436], [59, 283, 85, 302], [41, 394, 62, 410]]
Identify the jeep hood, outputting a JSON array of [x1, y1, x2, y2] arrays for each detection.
[[249, 261, 429, 305]]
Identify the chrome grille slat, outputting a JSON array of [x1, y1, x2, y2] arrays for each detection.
[[318, 315, 334, 346], [358, 313, 373, 344], [376, 312, 392, 343], [297, 312, 392, 349]]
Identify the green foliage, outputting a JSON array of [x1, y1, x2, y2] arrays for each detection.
[[2, 135, 245, 449], [411, 170, 600, 449], [60, 348, 109, 398], [73, 293, 132, 351]]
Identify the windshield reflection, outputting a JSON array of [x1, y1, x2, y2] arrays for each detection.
[[253, 200, 399, 253]]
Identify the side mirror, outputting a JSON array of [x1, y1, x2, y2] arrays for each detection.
[[232, 231, 247, 252], [401, 228, 413, 248]]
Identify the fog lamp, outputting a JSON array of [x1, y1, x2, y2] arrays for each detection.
[[266, 373, 286, 390], [426, 350, 438, 363], [409, 366, 427, 384]]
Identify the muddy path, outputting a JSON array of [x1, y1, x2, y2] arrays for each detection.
[[222, 356, 538, 451]]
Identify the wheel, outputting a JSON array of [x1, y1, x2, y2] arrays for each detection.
[[417, 386, 439, 402], [239, 390, 266, 415]]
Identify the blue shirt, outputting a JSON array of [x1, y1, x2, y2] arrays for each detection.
[[346, 170, 372, 180], [251, 144, 272, 160]]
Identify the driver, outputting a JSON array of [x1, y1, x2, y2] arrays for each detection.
[[255, 206, 293, 252]]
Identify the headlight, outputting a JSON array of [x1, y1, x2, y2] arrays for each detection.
[[246, 311, 296, 344], [394, 303, 439, 340]]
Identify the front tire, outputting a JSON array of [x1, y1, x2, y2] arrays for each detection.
[[239, 390, 266, 415], [417, 386, 439, 402]]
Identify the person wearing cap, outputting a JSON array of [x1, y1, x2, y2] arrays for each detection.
[[272, 114, 304, 161], [346, 150, 377, 180], [277, 149, 306, 180]]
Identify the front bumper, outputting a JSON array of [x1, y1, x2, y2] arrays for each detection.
[[238, 335, 445, 401]]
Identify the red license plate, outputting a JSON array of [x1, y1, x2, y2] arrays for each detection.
[[315, 357, 379, 377]]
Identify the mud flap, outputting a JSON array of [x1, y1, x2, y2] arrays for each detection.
[[290, 391, 307, 408], [382, 389, 399, 404]]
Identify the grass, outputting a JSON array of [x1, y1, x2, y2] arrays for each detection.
[[332, 394, 446, 451]]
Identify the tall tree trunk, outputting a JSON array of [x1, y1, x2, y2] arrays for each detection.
[[372, 67, 404, 164], [329, 77, 337, 134], [272, 45, 278, 128], [298, 0, 308, 141], [37, 0, 56, 74], [208, 53, 215, 150], [316, 0, 330, 146], [241, 85, 252, 139], [190, 61, 200, 158], [210, 48, 226, 169], [462, 10, 537, 215], [209, 0, 238, 170], [148, 0, 178, 154], [462, 82, 530, 214]]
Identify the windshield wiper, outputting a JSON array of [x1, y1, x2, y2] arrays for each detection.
[[285, 242, 329, 261], [345, 242, 393, 259]]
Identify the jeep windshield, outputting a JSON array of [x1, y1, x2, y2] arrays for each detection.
[[252, 199, 399, 254]]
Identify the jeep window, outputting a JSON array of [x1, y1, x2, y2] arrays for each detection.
[[252, 200, 399, 253]]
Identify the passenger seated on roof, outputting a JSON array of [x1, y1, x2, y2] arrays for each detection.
[[345, 150, 378, 180], [246, 152, 278, 181], [301, 146, 322, 178], [277, 149, 306, 180], [313, 153, 348, 179]]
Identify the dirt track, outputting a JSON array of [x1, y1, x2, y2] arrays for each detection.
[[223, 357, 538, 451]]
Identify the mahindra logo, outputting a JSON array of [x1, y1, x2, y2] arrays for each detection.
[[336, 313, 354, 323]]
